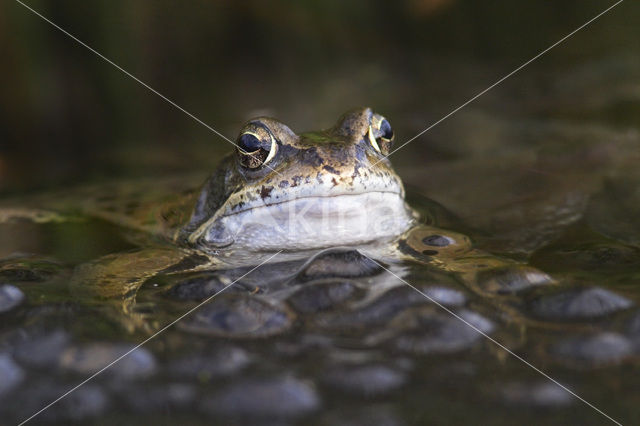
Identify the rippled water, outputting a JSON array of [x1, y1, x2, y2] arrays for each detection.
[[2, 2, 640, 425], [1, 152, 640, 425]]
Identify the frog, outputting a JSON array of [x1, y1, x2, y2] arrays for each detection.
[[0, 107, 561, 332]]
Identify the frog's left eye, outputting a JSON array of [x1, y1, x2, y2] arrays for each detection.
[[236, 124, 278, 169], [367, 114, 394, 155]]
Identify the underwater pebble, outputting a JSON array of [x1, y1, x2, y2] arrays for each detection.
[[288, 281, 361, 313], [500, 381, 573, 407], [393, 309, 493, 355], [168, 345, 250, 380], [12, 329, 70, 368], [56, 385, 109, 421], [478, 266, 552, 294], [553, 332, 633, 365], [2, 381, 108, 422], [530, 287, 633, 319], [123, 383, 196, 412], [315, 287, 425, 329], [59, 343, 156, 379], [275, 334, 334, 357], [165, 274, 229, 301], [627, 312, 640, 352], [0, 354, 24, 396], [421, 286, 466, 306], [320, 405, 404, 426], [0, 284, 25, 312], [201, 376, 320, 418], [626, 311, 640, 337], [323, 364, 407, 396], [431, 361, 476, 378], [179, 295, 293, 338]]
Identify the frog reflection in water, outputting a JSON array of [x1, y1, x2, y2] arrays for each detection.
[[2, 108, 553, 331]]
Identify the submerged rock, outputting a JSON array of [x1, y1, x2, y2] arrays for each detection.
[[500, 381, 573, 407], [179, 295, 293, 338], [0, 284, 25, 313], [55, 385, 109, 421], [12, 329, 70, 368], [59, 343, 156, 379], [0, 354, 24, 396], [478, 266, 552, 294], [288, 280, 362, 313], [2, 381, 108, 422], [201, 376, 320, 418], [167, 345, 250, 380], [320, 405, 404, 426], [552, 332, 633, 365], [420, 286, 467, 307], [314, 287, 426, 330], [626, 311, 640, 352], [122, 383, 196, 412], [530, 287, 633, 319], [164, 274, 228, 301], [323, 364, 407, 396], [392, 309, 494, 355]]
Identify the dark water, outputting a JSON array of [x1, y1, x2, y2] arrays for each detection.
[[1, 1, 640, 425]]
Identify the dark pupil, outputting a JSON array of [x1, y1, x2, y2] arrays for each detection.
[[238, 133, 265, 152], [379, 119, 393, 140]]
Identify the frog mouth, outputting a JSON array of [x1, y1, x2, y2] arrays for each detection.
[[224, 189, 405, 217], [195, 190, 414, 251]]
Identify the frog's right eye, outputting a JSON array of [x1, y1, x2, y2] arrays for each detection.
[[236, 124, 278, 169], [368, 113, 395, 155]]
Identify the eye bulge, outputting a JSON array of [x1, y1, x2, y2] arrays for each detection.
[[235, 123, 278, 169], [368, 113, 395, 155]]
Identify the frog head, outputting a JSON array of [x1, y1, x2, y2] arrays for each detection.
[[179, 107, 415, 253]]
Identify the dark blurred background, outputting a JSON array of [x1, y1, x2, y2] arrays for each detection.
[[1, 0, 638, 194]]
